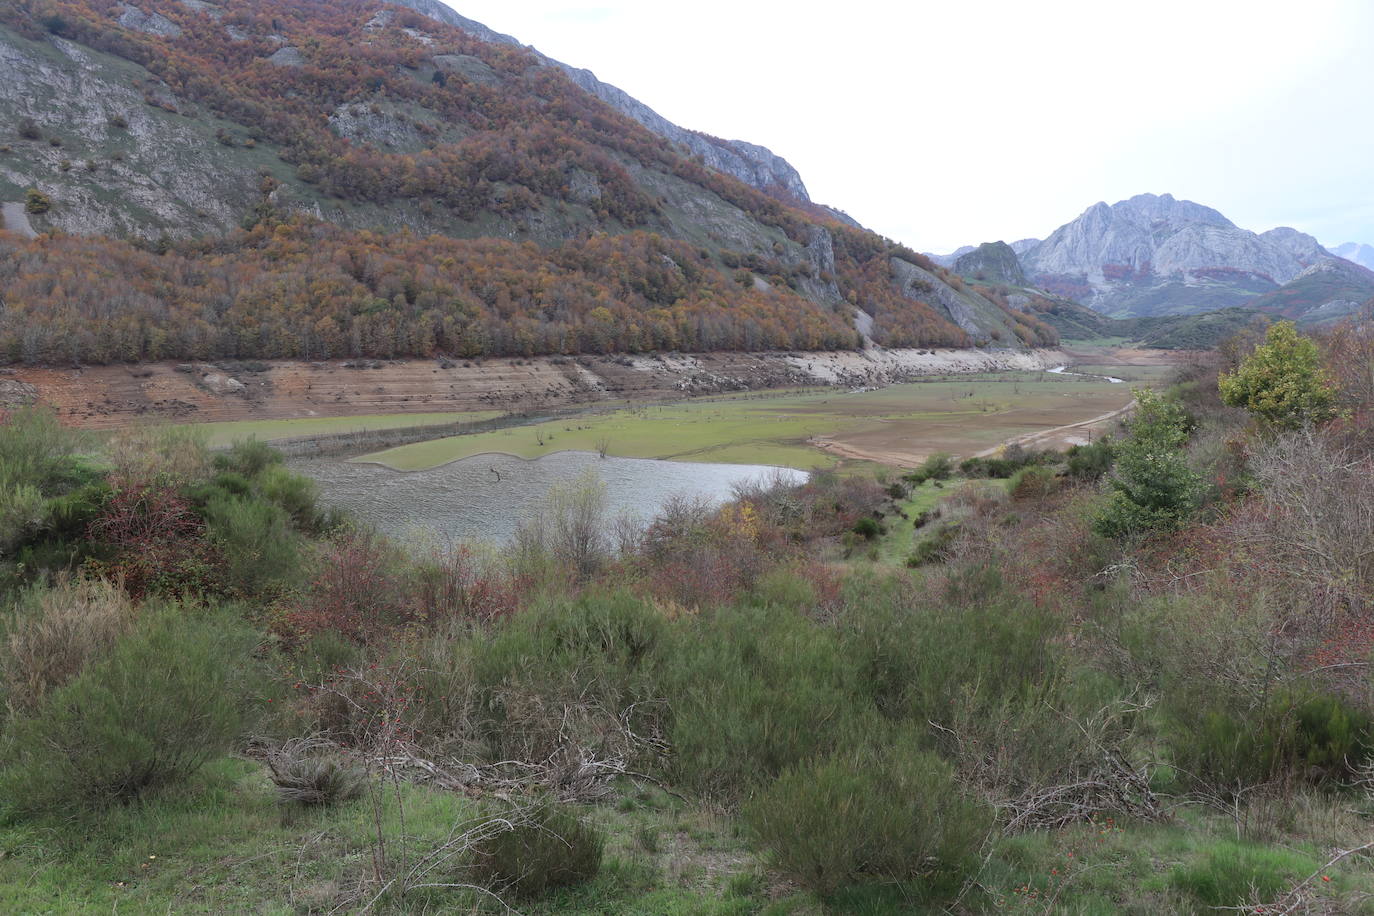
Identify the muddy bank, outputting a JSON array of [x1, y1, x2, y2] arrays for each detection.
[[3, 347, 1071, 429]]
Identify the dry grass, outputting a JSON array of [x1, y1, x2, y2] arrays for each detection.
[[3, 576, 134, 712]]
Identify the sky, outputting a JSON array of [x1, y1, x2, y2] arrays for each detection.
[[442, 0, 1374, 253]]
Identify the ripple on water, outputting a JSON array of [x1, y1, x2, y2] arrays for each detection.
[[292, 450, 808, 545]]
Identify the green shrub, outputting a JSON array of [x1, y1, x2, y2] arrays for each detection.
[[1165, 688, 1373, 794], [1007, 464, 1057, 500], [1, 608, 256, 816], [1093, 389, 1199, 538], [852, 516, 881, 539], [906, 453, 954, 485], [203, 493, 300, 596], [746, 742, 990, 897], [257, 465, 322, 529], [1066, 437, 1115, 480], [960, 445, 1054, 479], [213, 439, 283, 478], [905, 522, 959, 567], [464, 593, 668, 767], [468, 797, 604, 898], [661, 602, 872, 799]]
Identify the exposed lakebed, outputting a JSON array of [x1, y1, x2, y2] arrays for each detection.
[[292, 450, 807, 544]]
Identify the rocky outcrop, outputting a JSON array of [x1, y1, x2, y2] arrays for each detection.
[[954, 241, 1026, 286], [266, 46, 305, 67], [890, 258, 982, 338], [388, 0, 811, 202], [114, 4, 182, 38]]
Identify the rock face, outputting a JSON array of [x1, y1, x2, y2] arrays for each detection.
[[1021, 193, 1335, 317], [1333, 242, 1374, 271], [954, 241, 1026, 286], [390, 0, 811, 202]]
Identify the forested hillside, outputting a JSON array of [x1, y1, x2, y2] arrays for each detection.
[[0, 0, 1057, 363]]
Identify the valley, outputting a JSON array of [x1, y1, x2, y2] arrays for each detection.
[[0, 0, 1371, 913]]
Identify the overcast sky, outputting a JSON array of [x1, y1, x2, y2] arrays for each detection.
[[445, 0, 1374, 253]]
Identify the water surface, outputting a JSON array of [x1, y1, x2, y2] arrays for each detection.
[[293, 450, 807, 545]]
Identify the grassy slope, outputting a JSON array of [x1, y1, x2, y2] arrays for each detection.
[[358, 375, 1130, 472]]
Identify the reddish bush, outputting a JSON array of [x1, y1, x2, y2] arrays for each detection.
[[86, 479, 218, 599], [287, 531, 407, 643]]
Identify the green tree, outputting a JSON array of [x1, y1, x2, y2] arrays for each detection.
[[1093, 388, 1200, 538], [1219, 321, 1339, 429]]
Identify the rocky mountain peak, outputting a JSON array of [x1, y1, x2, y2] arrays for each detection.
[[1021, 192, 1336, 316]]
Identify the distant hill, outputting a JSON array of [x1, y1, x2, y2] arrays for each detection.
[[1332, 242, 1374, 272], [0, 0, 1056, 364], [1245, 258, 1374, 327], [954, 242, 1025, 286]]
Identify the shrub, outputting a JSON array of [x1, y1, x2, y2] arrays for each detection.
[[851, 516, 881, 539], [1219, 320, 1340, 429], [906, 522, 959, 566], [466, 592, 667, 769], [906, 452, 954, 485], [1, 577, 134, 713], [24, 188, 50, 215], [1164, 688, 1373, 795], [662, 602, 872, 799], [1007, 464, 1057, 500], [467, 797, 604, 898], [203, 493, 300, 597], [289, 530, 406, 643], [213, 439, 283, 479], [2, 608, 256, 815], [746, 742, 990, 897], [1065, 437, 1115, 480]]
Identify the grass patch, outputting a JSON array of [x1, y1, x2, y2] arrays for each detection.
[[360, 374, 1134, 472]]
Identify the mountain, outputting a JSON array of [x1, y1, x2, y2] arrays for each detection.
[[1332, 242, 1374, 272], [388, 0, 813, 203], [1245, 257, 1374, 326], [1020, 193, 1333, 318], [0, 0, 1056, 365]]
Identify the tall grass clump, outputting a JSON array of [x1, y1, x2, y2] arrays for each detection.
[[1, 576, 134, 713]]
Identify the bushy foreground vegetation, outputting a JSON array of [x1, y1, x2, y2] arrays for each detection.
[[1, 320, 1373, 912]]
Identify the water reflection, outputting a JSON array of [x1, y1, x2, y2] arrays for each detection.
[[292, 450, 808, 545]]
